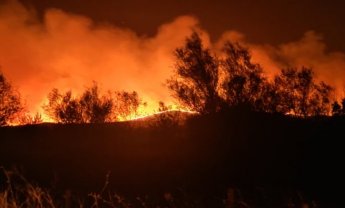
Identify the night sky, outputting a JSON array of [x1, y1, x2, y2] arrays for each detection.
[[19, 0, 345, 51]]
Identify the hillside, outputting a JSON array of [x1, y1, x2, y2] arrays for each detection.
[[0, 108, 344, 207]]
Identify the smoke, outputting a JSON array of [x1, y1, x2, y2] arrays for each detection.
[[216, 31, 345, 98], [0, 0, 203, 117], [1, 0, 345, 119]]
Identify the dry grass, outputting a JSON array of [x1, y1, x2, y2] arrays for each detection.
[[0, 167, 55, 208], [0, 167, 202, 208], [0, 167, 320, 208]]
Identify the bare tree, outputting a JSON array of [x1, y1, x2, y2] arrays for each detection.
[[113, 91, 141, 120], [44, 83, 113, 123], [332, 98, 345, 116], [167, 32, 270, 114], [221, 42, 266, 107], [167, 32, 224, 114], [168, 33, 336, 117], [44, 89, 84, 123], [79, 83, 113, 123], [0, 72, 22, 126], [273, 67, 333, 116]]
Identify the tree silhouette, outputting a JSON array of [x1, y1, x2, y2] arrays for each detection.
[[44, 83, 113, 123], [113, 91, 141, 120], [44, 89, 84, 123], [254, 81, 281, 113], [309, 81, 333, 115], [167, 32, 270, 114], [79, 83, 113, 123], [0, 72, 22, 126], [167, 32, 334, 117], [221, 41, 266, 107], [167, 32, 224, 114], [332, 98, 345, 116], [273, 67, 333, 116]]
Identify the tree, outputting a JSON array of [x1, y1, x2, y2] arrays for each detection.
[[18, 112, 43, 125], [113, 91, 141, 120], [44, 83, 145, 123], [167, 32, 270, 114], [332, 98, 345, 116], [44, 89, 84, 123], [254, 81, 281, 113], [308, 81, 333, 115], [44, 83, 113, 123], [79, 83, 113, 123], [168, 33, 334, 117], [221, 42, 266, 107], [0, 72, 22, 126], [167, 32, 224, 114], [273, 67, 333, 117], [332, 101, 342, 116]]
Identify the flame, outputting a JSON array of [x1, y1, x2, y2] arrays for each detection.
[[117, 106, 198, 122]]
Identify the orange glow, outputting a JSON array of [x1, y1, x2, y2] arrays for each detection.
[[1, 1, 345, 123], [119, 106, 198, 121], [0, 1, 203, 122]]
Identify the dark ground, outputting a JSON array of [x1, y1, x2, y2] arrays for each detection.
[[0, 107, 344, 207]]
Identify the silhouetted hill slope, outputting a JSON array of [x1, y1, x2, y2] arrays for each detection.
[[0, 107, 344, 206]]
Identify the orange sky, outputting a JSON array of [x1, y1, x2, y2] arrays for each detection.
[[1, 0, 345, 119]]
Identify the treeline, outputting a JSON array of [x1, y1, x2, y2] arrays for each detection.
[[43, 83, 142, 123], [167, 32, 339, 117], [0, 74, 146, 125], [1, 32, 345, 126]]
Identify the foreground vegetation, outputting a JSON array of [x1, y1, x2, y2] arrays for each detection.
[[0, 166, 320, 208]]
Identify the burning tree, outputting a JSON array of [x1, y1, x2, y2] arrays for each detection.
[[44, 83, 113, 123], [221, 41, 267, 107], [0, 72, 22, 126], [44, 83, 144, 123], [272, 67, 333, 117], [112, 91, 141, 120], [79, 83, 113, 123], [44, 89, 84, 123], [332, 98, 345, 116], [168, 32, 334, 117], [167, 32, 266, 114], [167, 32, 224, 114]]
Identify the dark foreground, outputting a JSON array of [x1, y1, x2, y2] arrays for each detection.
[[0, 108, 344, 207]]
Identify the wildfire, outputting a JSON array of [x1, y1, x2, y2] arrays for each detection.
[[9, 102, 196, 126], [1, 1, 345, 126], [121, 109, 199, 122]]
